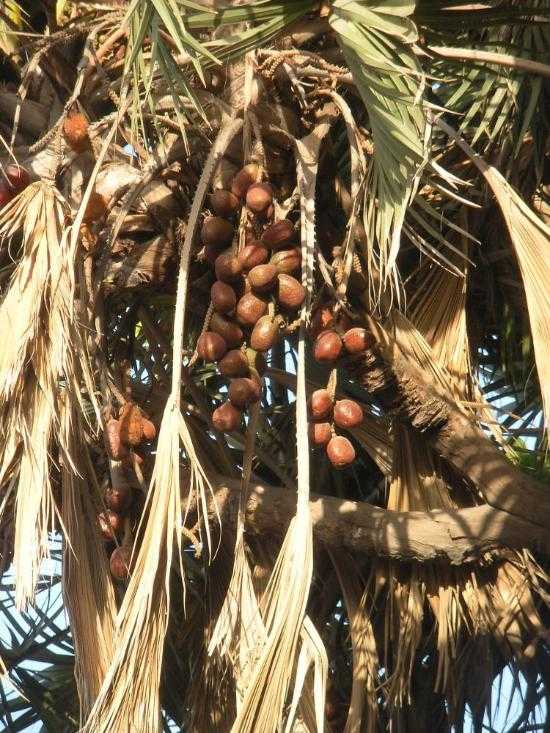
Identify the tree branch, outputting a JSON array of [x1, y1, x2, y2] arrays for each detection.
[[346, 334, 550, 530], [202, 478, 550, 564]]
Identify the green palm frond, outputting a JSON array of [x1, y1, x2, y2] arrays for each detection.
[[329, 0, 427, 291], [419, 0, 550, 173]]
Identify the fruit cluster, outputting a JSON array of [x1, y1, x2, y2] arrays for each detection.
[[198, 164, 305, 432], [0, 164, 30, 209], [101, 402, 157, 580], [309, 314, 373, 468]]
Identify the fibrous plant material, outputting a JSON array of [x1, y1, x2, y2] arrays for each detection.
[[0, 181, 96, 609], [60, 401, 117, 721], [81, 118, 243, 733]]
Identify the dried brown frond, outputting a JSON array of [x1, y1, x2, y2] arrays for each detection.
[[0, 181, 95, 609], [60, 398, 117, 721]]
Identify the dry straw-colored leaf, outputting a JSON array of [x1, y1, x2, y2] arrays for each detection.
[[59, 399, 117, 721], [0, 181, 95, 609]]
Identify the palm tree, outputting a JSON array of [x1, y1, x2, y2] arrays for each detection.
[[0, 1, 549, 730]]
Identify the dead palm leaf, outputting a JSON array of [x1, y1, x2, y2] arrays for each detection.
[[0, 181, 95, 609]]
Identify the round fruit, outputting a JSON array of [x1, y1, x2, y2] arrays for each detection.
[[210, 189, 240, 218], [105, 418, 128, 461], [271, 247, 301, 274], [326, 436, 355, 468], [197, 331, 227, 362], [239, 243, 269, 271], [229, 377, 261, 408], [248, 263, 278, 293], [98, 510, 123, 541], [105, 484, 132, 513], [211, 281, 237, 314], [250, 315, 280, 352], [210, 313, 243, 348], [0, 176, 14, 209], [215, 251, 243, 283], [119, 403, 143, 447], [63, 112, 90, 153], [342, 327, 371, 354], [4, 164, 30, 193], [82, 192, 108, 223], [63, 112, 90, 152], [218, 349, 249, 377], [231, 163, 260, 199], [201, 216, 234, 249], [333, 399, 364, 429], [141, 418, 157, 441], [314, 330, 343, 363], [110, 545, 133, 581], [246, 183, 273, 215], [212, 401, 242, 432], [276, 274, 305, 310], [235, 292, 268, 327], [308, 422, 332, 447], [261, 219, 295, 250], [309, 389, 333, 421]]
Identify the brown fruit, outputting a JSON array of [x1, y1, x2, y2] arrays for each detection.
[[105, 418, 128, 461], [343, 327, 371, 354], [210, 313, 243, 348], [201, 216, 234, 249], [231, 163, 260, 199], [82, 192, 108, 223], [326, 436, 355, 468], [246, 182, 273, 215], [210, 189, 240, 218], [4, 164, 30, 193], [333, 400, 363, 429], [98, 510, 123, 541], [105, 484, 132, 513], [215, 251, 243, 283], [197, 331, 228, 361], [218, 349, 249, 377], [239, 243, 269, 271], [212, 401, 242, 432], [250, 315, 281, 352], [308, 422, 332, 447], [248, 263, 278, 293], [0, 181, 13, 209], [309, 389, 333, 421], [110, 545, 133, 581], [235, 292, 268, 327], [229, 377, 261, 407], [261, 219, 295, 250], [314, 330, 343, 363], [270, 247, 301, 274], [141, 418, 156, 441], [277, 274, 305, 310], [211, 281, 237, 313], [119, 403, 143, 446], [63, 112, 90, 152]]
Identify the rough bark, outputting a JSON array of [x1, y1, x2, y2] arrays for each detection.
[[201, 478, 550, 564], [346, 341, 550, 530]]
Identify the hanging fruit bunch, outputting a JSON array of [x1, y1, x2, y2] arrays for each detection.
[[308, 311, 372, 468], [0, 164, 31, 209], [102, 401, 157, 580], [197, 163, 305, 433]]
